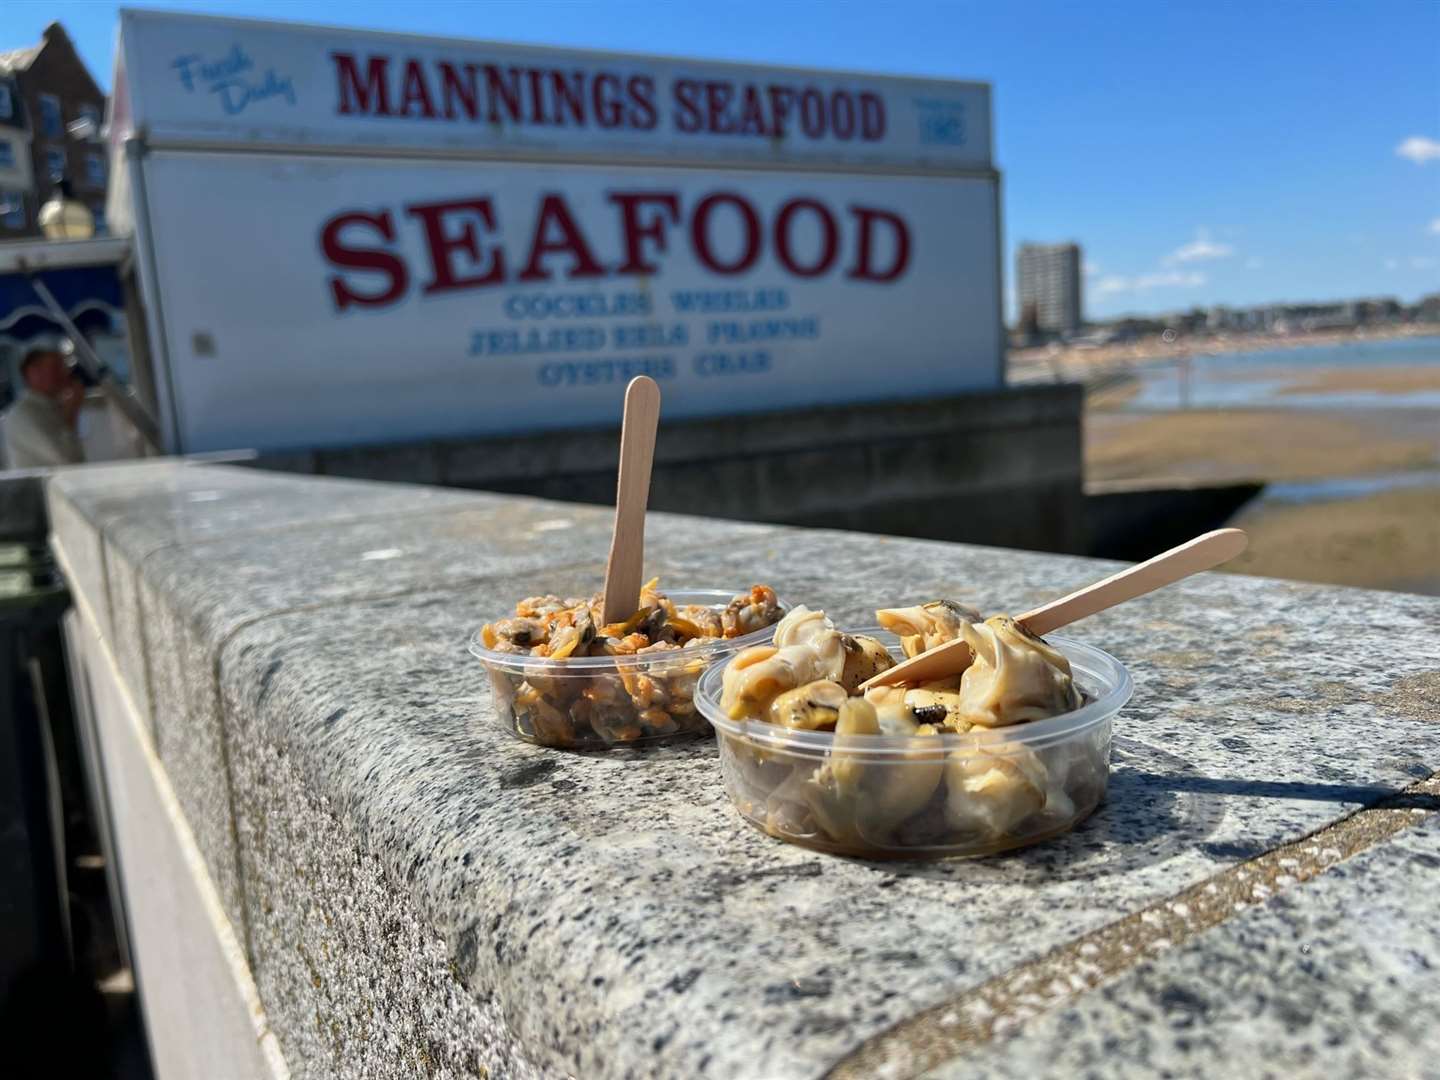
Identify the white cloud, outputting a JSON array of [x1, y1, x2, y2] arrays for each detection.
[[1244, 256, 1263, 269], [1384, 258, 1400, 270], [1163, 229, 1235, 265], [1092, 270, 1207, 296], [1412, 255, 1438, 270], [1084, 260, 1100, 276], [1396, 135, 1440, 164], [1429, 217, 1440, 236]]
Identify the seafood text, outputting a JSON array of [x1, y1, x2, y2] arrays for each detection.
[[319, 190, 912, 312], [330, 52, 885, 143]]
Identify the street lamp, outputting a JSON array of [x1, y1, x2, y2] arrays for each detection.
[[38, 178, 95, 240]]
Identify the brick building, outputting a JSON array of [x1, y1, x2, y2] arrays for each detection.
[[0, 22, 108, 238]]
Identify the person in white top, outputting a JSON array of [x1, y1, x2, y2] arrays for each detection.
[[3, 347, 86, 470]]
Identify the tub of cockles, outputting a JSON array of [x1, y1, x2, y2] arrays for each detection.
[[471, 580, 785, 750]]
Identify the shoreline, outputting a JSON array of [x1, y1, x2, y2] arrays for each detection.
[[1010, 323, 1439, 382], [1079, 332, 1440, 595]]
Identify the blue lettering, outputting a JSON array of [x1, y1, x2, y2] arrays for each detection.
[[693, 351, 772, 377], [706, 317, 818, 344], [670, 289, 788, 314], [504, 291, 651, 320], [537, 356, 677, 387], [174, 44, 293, 115], [213, 70, 296, 115], [172, 54, 203, 92], [611, 323, 688, 349]]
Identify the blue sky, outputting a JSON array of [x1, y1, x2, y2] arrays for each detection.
[[6, 0, 1439, 319]]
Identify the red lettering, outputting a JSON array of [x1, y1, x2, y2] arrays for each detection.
[[830, 92, 855, 140], [592, 72, 623, 128], [518, 195, 607, 281], [525, 70, 546, 124], [799, 88, 825, 137], [774, 198, 839, 277], [320, 211, 407, 310], [847, 205, 911, 283], [673, 79, 702, 133], [765, 85, 793, 138], [628, 75, 658, 130], [551, 70, 586, 126], [691, 192, 761, 275], [859, 92, 885, 140], [331, 53, 391, 116], [399, 59, 437, 119], [609, 192, 680, 274], [485, 66, 524, 124], [737, 86, 768, 136], [704, 81, 735, 134], [405, 199, 506, 294], [438, 62, 479, 121]]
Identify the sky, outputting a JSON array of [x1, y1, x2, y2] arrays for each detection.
[[5, 0, 1439, 320]]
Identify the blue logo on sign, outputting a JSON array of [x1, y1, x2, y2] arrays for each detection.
[[913, 98, 967, 146], [172, 45, 296, 116]]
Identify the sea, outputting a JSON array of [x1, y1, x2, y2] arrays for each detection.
[[1125, 333, 1440, 411]]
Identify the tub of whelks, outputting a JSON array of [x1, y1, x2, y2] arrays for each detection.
[[695, 601, 1132, 858]]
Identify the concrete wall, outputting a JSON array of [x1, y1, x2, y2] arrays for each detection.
[[255, 384, 1086, 555], [1085, 478, 1262, 561]]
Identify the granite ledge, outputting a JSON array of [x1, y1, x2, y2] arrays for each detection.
[[215, 536, 1440, 1078], [920, 795, 1440, 1079], [47, 464, 1440, 1078]]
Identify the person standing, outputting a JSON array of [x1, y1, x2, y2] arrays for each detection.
[[3, 347, 86, 469]]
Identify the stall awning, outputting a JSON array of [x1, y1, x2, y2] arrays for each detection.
[[0, 237, 130, 350]]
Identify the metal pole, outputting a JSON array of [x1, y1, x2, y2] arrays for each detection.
[[25, 274, 162, 453]]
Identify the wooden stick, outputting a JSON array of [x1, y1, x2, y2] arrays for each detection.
[[859, 528, 1248, 689], [600, 376, 662, 625], [1017, 528, 1248, 635]]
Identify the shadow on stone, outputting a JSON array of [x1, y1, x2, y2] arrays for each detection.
[[874, 736, 1226, 883], [1120, 772, 1399, 806]]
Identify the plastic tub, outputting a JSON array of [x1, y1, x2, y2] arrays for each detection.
[[471, 589, 785, 750], [695, 628, 1132, 859]]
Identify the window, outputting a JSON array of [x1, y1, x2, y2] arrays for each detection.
[[72, 103, 102, 141], [85, 153, 106, 187], [91, 206, 107, 235], [0, 84, 13, 121], [0, 191, 24, 230], [39, 93, 63, 137], [0, 141, 14, 170], [46, 147, 67, 180]]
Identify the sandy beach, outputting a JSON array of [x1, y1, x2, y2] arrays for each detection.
[[1087, 406, 1440, 483], [1225, 486, 1440, 595], [1274, 365, 1440, 396], [1080, 338, 1440, 596]]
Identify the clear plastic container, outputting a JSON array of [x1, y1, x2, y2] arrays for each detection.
[[695, 628, 1132, 859], [471, 589, 785, 750]]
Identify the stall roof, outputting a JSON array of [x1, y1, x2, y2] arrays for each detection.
[[0, 236, 130, 274], [0, 237, 129, 351]]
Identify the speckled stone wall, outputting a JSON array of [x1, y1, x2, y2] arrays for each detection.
[[47, 462, 1440, 1079]]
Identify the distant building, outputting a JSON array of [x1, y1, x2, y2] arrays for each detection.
[[0, 69, 32, 232], [0, 22, 108, 238], [1016, 242, 1083, 335]]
